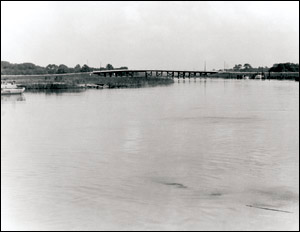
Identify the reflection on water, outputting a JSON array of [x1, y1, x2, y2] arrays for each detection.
[[25, 88, 86, 95], [1, 80, 299, 230], [1, 94, 26, 102]]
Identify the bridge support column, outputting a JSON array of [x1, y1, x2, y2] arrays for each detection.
[[167, 71, 173, 78], [146, 71, 152, 77], [178, 72, 182, 78]]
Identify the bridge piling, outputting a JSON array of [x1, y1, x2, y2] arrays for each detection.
[[156, 71, 162, 77], [92, 69, 218, 79]]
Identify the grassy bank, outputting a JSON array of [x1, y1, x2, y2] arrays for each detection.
[[1, 73, 174, 89]]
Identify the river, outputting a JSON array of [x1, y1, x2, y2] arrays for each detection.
[[1, 79, 299, 230]]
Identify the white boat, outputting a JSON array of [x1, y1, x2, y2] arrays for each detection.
[[254, 74, 263, 79], [1, 81, 25, 95]]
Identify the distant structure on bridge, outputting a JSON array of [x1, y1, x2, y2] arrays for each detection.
[[92, 69, 218, 78]]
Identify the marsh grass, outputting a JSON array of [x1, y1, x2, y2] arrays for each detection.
[[1, 73, 174, 89]]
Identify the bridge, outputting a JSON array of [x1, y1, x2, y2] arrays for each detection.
[[92, 69, 218, 78]]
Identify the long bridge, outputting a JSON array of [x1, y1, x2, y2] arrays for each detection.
[[92, 69, 218, 78]]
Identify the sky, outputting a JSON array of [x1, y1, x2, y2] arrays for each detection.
[[1, 1, 299, 70]]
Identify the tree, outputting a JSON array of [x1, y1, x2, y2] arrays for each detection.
[[74, 64, 81, 73], [20, 63, 36, 70], [46, 64, 58, 74], [80, 64, 91, 72], [233, 64, 242, 71], [57, 64, 69, 74], [1, 61, 129, 75], [106, 64, 114, 70], [1, 61, 12, 69], [269, 63, 299, 72], [243, 63, 253, 71], [119, 66, 128, 70]]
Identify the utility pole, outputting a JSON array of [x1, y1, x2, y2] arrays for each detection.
[[204, 61, 206, 72]]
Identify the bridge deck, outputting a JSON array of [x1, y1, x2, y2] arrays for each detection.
[[93, 69, 218, 78], [93, 69, 218, 74]]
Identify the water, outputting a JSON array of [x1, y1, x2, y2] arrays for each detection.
[[1, 79, 299, 230]]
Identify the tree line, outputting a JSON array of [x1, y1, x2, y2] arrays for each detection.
[[226, 62, 299, 72], [1, 61, 128, 75], [1, 61, 298, 75]]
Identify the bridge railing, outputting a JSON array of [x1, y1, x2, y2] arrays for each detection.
[[92, 69, 218, 78]]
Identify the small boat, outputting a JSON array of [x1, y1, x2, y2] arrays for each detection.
[[1, 81, 25, 95]]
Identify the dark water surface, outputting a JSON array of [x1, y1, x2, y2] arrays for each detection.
[[1, 79, 299, 230]]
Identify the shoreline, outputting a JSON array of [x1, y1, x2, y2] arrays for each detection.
[[1, 73, 174, 90], [1, 71, 298, 91], [209, 71, 299, 81]]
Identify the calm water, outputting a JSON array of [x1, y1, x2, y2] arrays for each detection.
[[1, 79, 299, 230]]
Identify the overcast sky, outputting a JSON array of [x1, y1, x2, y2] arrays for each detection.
[[1, 1, 299, 70]]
